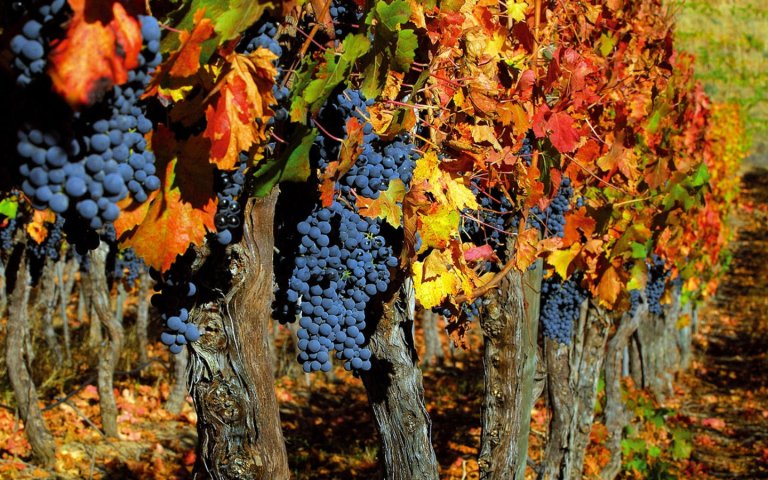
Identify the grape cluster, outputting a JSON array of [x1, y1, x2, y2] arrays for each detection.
[[529, 177, 573, 238], [1, 218, 18, 251], [329, 0, 364, 37], [462, 181, 514, 251], [278, 90, 418, 372], [9, 0, 69, 86], [213, 155, 247, 245], [113, 248, 146, 289], [16, 15, 162, 233], [151, 271, 201, 354], [540, 273, 587, 344], [645, 255, 670, 316], [27, 214, 64, 261]]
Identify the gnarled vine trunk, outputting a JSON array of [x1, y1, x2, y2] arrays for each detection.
[[360, 278, 440, 480], [478, 258, 543, 480], [6, 251, 56, 465], [87, 242, 124, 438], [564, 303, 611, 478], [601, 301, 647, 480], [188, 190, 289, 480]]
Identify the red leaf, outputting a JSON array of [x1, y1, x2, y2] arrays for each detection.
[[115, 127, 216, 272], [464, 244, 495, 262], [546, 112, 581, 153], [48, 0, 142, 107]]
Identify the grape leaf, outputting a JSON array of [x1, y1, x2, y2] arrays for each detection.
[[417, 204, 460, 250], [547, 243, 581, 279], [0, 198, 19, 219], [157, 9, 215, 81], [546, 112, 581, 153], [204, 50, 278, 170], [302, 34, 371, 113], [115, 129, 216, 272], [412, 249, 459, 309], [393, 29, 417, 72], [596, 265, 621, 307], [412, 151, 478, 211], [251, 129, 315, 197], [357, 179, 406, 227], [48, 0, 142, 107]]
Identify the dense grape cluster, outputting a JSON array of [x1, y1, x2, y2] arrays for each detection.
[[113, 248, 146, 289], [1, 218, 18, 251], [27, 214, 64, 261], [151, 271, 201, 354], [278, 90, 418, 372], [462, 181, 513, 251], [329, 0, 364, 37], [213, 155, 246, 245], [645, 255, 670, 316], [540, 273, 588, 344], [16, 15, 162, 234], [9, 0, 69, 86], [529, 177, 573, 238]]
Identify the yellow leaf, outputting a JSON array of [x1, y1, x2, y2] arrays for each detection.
[[413, 150, 478, 211], [357, 179, 406, 227], [515, 227, 539, 271], [508, 1, 529, 22], [418, 205, 460, 250], [412, 250, 459, 309], [547, 243, 581, 279]]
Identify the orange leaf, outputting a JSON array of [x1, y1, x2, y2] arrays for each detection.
[[514, 227, 539, 271], [596, 265, 621, 306], [204, 51, 277, 169], [116, 128, 216, 272], [162, 9, 214, 79], [48, 0, 142, 107]]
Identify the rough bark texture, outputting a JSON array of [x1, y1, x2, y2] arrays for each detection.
[[478, 258, 542, 480], [420, 309, 444, 367], [6, 253, 56, 465], [540, 338, 573, 480], [564, 302, 610, 479], [87, 243, 124, 438], [189, 191, 290, 480], [360, 279, 440, 480], [136, 270, 151, 365], [38, 259, 62, 364], [601, 303, 647, 480], [56, 256, 78, 363], [165, 346, 189, 414]]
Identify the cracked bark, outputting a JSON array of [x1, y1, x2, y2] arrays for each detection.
[[87, 242, 124, 438], [564, 303, 611, 479], [188, 190, 289, 480], [360, 278, 440, 480], [478, 257, 543, 480], [6, 251, 56, 465]]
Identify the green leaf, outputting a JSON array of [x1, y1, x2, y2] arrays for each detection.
[[672, 428, 693, 460], [161, 0, 273, 62], [373, 0, 411, 32], [630, 241, 647, 259], [393, 29, 418, 72], [303, 34, 371, 113], [0, 198, 19, 219], [690, 162, 710, 187], [361, 52, 386, 99], [252, 129, 316, 197], [289, 57, 319, 124]]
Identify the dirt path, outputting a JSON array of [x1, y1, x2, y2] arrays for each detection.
[[679, 167, 768, 478]]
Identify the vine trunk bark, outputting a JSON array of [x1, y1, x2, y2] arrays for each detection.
[[87, 242, 125, 438], [188, 190, 290, 480], [360, 278, 440, 480], [6, 251, 56, 465], [564, 303, 611, 478], [478, 258, 543, 480]]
